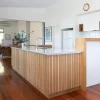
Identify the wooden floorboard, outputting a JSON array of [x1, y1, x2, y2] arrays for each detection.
[[0, 58, 100, 100]]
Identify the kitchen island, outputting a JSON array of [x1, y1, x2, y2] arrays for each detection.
[[11, 47, 84, 98]]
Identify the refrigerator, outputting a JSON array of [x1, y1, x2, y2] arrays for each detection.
[[62, 29, 75, 49]]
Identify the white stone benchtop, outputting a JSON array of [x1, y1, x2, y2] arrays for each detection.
[[12, 47, 82, 55]]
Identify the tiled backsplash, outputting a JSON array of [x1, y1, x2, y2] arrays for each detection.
[[76, 31, 100, 38]]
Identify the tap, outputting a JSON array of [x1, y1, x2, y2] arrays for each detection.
[[35, 37, 42, 48]]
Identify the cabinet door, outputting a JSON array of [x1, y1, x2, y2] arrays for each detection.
[[84, 21, 99, 31], [86, 41, 100, 87], [62, 30, 75, 49]]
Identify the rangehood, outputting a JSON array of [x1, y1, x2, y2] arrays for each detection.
[[92, 30, 100, 31]]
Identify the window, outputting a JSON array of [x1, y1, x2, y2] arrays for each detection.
[[0, 29, 4, 44], [0, 29, 3, 33]]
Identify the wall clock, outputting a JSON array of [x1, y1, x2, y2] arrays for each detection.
[[83, 3, 90, 11]]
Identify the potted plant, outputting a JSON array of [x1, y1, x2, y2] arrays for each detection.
[[13, 30, 34, 47]]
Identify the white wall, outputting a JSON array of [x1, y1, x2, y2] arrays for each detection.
[[44, 0, 100, 48], [0, 7, 46, 22], [30, 22, 44, 45], [44, 0, 77, 48], [0, 0, 99, 28], [45, 0, 100, 27], [45, 0, 77, 27], [17, 21, 27, 33], [0, 0, 100, 47], [44, 0, 77, 47]]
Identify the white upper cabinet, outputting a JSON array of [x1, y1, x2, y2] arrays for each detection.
[[83, 20, 99, 31], [78, 11, 100, 32]]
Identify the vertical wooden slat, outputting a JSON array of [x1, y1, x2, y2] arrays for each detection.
[[11, 47, 82, 97]]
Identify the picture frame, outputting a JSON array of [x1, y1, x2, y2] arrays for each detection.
[[45, 26, 52, 42]]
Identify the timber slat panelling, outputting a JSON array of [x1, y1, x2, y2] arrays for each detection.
[[11, 47, 83, 98]]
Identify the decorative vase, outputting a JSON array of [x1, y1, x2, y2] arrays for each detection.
[[21, 43, 25, 48]]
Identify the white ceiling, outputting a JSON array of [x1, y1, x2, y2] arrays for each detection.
[[0, 0, 60, 8]]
